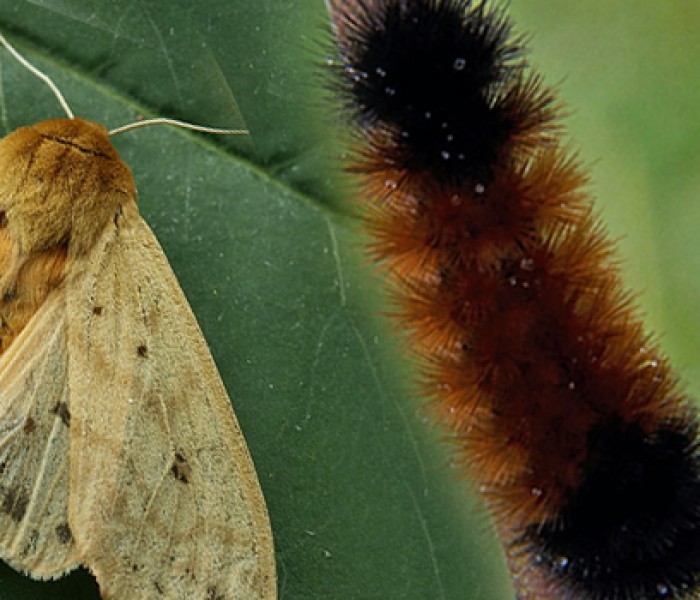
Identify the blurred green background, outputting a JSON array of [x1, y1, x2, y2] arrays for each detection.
[[0, 1, 697, 598]]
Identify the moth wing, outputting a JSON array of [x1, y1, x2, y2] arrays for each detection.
[[67, 201, 275, 599], [0, 290, 81, 578]]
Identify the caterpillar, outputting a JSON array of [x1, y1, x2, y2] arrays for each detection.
[[326, 0, 700, 598]]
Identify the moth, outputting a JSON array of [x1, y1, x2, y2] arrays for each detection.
[[0, 34, 276, 599]]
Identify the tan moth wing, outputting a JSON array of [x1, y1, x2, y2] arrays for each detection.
[[0, 291, 81, 578], [67, 199, 276, 599]]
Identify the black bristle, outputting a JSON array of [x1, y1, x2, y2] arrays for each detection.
[[333, 0, 531, 182], [524, 416, 700, 599]]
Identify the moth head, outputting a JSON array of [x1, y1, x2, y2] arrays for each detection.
[[0, 117, 135, 257]]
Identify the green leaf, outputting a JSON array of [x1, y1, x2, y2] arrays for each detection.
[[0, 1, 698, 599], [0, 1, 511, 599]]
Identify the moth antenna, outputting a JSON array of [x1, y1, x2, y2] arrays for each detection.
[[0, 34, 244, 138], [0, 33, 74, 119], [109, 118, 247, 137]]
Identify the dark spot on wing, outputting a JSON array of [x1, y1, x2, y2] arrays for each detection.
[[23, 417, 36, 434], [20, 529, 39, 558], [0, 211, 7, 227], [51, 401, 71, 427], [0, 462, 5, 474], [206, 585, 225, 600], [2, 289, 17, 303], [92, 306, 103, 316], [137, 345, 148, 358], [171, 451, 191, 484], [55, 523, 72, 544], [154, 580, 164, 594], [1, 487, 29, 522]]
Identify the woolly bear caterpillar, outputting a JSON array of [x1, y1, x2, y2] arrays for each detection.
[[0, 33, 276, 599], [327, 0, 700, 598]]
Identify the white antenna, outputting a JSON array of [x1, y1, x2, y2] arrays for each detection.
[[0, 33, 74, 119], [0, 33, 248, 139], [108, 117, 247, 137]]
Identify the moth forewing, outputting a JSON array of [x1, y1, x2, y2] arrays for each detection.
[[0, 291, 81, 579], [67, 200, 275, 598]]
